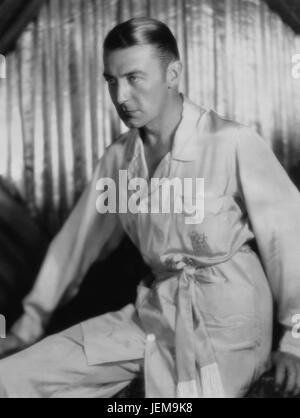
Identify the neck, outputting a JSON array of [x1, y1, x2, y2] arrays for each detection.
[[139, 93, 183, 149]]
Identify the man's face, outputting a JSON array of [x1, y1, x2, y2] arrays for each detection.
[[103, 45, 170, 129]]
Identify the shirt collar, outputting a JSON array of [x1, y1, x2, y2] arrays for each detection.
[[125, 95, 208, 162]]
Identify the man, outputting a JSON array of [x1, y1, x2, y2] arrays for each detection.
[[0, 17, 300, 398]]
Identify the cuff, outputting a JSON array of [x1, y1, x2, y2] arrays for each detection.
[[10, 313, 44, 345]]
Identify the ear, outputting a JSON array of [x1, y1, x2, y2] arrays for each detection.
[[167, 60, 182, 88]]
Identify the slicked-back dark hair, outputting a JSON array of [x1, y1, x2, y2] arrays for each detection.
[[103, 17, 180, 66]]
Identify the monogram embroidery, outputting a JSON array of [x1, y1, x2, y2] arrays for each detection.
[[154, 224, 165, 243], [190, 231, 209, 255]]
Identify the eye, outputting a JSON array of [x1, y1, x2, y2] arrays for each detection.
[[106, 77, 116, 86], [128, 75, 140, 84]]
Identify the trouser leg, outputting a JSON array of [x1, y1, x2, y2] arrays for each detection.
[[0, 324, 143, 398]]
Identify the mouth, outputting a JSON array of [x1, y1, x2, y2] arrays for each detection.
[[121, 110, 139, 118]]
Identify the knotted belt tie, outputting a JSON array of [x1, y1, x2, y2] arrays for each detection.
[[174, 262, 225, 397]]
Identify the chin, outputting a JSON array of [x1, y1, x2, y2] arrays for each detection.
[[123, 119, 145, 129]]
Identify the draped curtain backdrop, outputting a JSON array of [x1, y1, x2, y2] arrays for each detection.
[[0, 0, 300, 234], [0, 0, 45, 54]]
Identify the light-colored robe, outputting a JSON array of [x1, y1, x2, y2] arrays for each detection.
[[11, 97, 300, 397]]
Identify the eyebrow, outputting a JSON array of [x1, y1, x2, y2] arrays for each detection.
[[103, 70, 145, 79]]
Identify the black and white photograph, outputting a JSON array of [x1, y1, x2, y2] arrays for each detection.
[[0, 0, 300, 401]]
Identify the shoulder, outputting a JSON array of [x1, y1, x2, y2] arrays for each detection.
[[97, 129, 135, 165], [183, 97, 239, 149], [92, 130, 135, 179], [107, 130, 135, 158], [201, 108, 242, 142], [202, 109, 240, 133], [182, 96, 238, 143], [199, 107, 268, 152]]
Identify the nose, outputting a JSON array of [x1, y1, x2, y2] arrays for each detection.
[[116, 79, 130, 106]]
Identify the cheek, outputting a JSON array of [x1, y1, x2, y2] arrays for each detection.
[[138, 82, 167, 105], [108, 87, 117, 104]]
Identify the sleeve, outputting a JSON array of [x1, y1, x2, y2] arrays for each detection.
[[235, 126, 300, 357], [10, 150, 124, 345]]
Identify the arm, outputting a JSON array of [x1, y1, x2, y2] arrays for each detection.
[[7, 151, 123, 346], [235, 126, 300, 394]]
